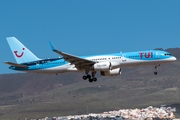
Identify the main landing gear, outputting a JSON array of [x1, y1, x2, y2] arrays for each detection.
[[82, 70, 97, 83], [154, 64, 160, 75], [82, 75, 97, 82]]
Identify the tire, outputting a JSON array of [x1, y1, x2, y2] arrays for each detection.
[[89, 79, 93, 83], [87, 75, 91, 78], [154, 72, 157, 75], [93, 77, 97, 82], [82, 76, 87, 80]]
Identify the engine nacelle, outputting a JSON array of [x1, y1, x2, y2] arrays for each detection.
[[93, 62, 121, 71], [110, 62, 121, 69], [100, 68, 121, 76], [93, 62, 110, 71]]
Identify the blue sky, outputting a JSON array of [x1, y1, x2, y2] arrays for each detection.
[[0, 1, 180, 74]]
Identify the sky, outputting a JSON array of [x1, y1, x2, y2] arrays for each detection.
[[0, 0, 180, 74]]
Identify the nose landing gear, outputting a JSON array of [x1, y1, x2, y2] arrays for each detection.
[[154, 71, 158, 75], [154, 64, 160, 75]]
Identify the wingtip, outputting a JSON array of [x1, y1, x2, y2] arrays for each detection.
[[4, 61, 9, 64], [49, 41, 57, 51], [6, 37, 16, 40]]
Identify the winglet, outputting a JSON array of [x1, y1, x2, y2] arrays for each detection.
[[49, 41, 64, 56], [49, 41, 57, 51]]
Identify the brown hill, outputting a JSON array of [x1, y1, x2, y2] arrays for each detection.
[[166, 48, 180, 59], [0, 73, 82, 95]]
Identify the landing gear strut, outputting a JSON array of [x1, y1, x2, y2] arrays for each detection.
[[154, 64, 160, 75]]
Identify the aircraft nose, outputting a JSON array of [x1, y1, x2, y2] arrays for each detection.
[[171, 56, 177, 61]]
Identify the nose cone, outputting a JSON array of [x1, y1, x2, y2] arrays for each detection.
[[171, 56, 177, 61]]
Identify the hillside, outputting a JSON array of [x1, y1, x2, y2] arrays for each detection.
[[0, 48, 180, 120]]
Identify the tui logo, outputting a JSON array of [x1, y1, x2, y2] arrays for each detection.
[[139, 52, 153, 59], [14, 48, 25, 58]]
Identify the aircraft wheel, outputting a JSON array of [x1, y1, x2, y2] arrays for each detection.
[[82, 76, 87, 80], [93, 77, 97, 82], [154, 71, 158, 75], [89, 79, 93, 83], [87, 74, 91, 78]]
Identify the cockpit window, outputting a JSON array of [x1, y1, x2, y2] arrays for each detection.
[[164, 54, 171, 56]]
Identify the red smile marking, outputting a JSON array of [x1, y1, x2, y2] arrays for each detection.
[[14, 48, 25, 58]]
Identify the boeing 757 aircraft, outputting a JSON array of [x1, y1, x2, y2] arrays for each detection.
[[4, 37, 177, 82]]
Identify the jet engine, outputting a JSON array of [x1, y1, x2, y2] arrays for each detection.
[[100, 68, 121, 76], [93, 62, 121, 71], [93, 62, 111, 71]]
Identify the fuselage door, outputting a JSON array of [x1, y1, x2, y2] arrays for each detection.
[[36, 62, 40, 69], [156, 52, 159, 59], [122, 54, 126, 62]]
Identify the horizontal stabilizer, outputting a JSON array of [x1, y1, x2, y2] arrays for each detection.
[[4, 61, 29, 68]]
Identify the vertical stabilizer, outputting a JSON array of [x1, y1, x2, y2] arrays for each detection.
[[6, 37, 40, 63]]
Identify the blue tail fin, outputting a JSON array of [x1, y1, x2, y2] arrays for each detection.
[[6, 37, 40, 63]]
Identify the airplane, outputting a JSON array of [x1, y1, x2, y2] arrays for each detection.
[[4, 37, 177, 82]]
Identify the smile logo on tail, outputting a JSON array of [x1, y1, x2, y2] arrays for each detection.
[[14, 48, 25, 58]]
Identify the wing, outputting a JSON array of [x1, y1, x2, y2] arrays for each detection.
[[49, 42, 96, 70], [4, 61, 29, 68]]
